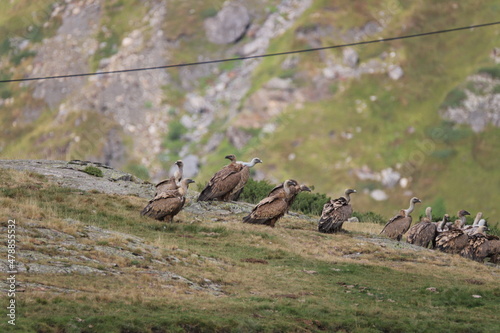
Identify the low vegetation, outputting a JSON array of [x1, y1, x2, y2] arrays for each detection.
[[1, 169, 499, 333]]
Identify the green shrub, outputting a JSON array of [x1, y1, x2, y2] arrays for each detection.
[[290, 192, 329, 216], [441, 88, 466, 108], [83, 166, 103, 177], [478, 66, 500, 79], [239, 179, 275, 204], [352, 211, 386, 224]]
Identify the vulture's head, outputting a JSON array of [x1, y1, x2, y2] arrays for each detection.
[[458, 209, 471, 217], [411, 197, 422, 204], [225, 154, 237, 162], [251, 158, 263, 164], [300, 185, 312, 192], [175, 160, 183, 167], [183, 179, 195, 187], [345, 189, 357, 195], [443, 214, 450, 222]]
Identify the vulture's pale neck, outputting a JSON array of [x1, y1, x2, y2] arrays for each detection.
[[178, 180, 190, 196], [473, 226, 487, 235], [174, 165, 183, 182], [459, 215, 467, 227], [283, 181, 291, 196], [404, 200, 417, 216], [425, 207, 432, 221], [344, 191, 352, 204], [438, 217, 447, 231], [239, 159, 259, 167], [473, 212, 483, 226]]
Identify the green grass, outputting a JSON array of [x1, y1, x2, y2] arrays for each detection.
[[1, 168, 500, 332]]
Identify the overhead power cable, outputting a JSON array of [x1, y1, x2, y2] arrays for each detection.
[[1, 21, 499, 84]]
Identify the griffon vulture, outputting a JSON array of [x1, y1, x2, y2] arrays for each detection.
[[460, 226, 491, 262], [435, 210, 471, 254], [242, 179, 296, 227], [227, 157, 263, 201], [380, 197, 421, 241], [141, 178, 195, 222], [318, 189, 357, 233], [406, 207, 437, 248], [155, 160, 184, 195], [267, 180, 311, 212], [197, 154, 244, 202]]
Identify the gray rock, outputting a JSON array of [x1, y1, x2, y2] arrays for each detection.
[[181, 155, 200, 178], [343, 48, 359, 68], [370, 189, 388, 201], [388, 65, 404, 80], [204, 4, 251, 44]]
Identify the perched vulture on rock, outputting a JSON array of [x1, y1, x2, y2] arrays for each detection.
[[406, 207, 438, 248], [227, 157, 263, 201], [318, 189, 357, 233], [197, 154, 244, 202], [267, 180, 311, 212], [155, 160, 184, 195], [380, 197, 421, 241], [435, 210, 471, 254], [141, 178, 195, 222], [242, 179, 296, 227]]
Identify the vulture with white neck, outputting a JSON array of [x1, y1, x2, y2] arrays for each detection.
[[406, 206, 437, 248], [435, 209, 471, 254], [242, 179, 297, 227], [318, 189, 357, 233], [267, 180, 312, 212], [197, 154, 244, 202], [155, 160, 184, 195], [141, 178, 195, 222], [380, 197, 421, 241], [227, 157, 263, 201]]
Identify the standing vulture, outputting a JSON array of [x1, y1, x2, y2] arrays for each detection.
[[318, 189, 357, 233], [380, 197, 421, 241], [227, 157, 263, 201], [406, 207, 437, 248], [155, 160, 184, 195], [141, 179, 195, 222], [242, 179, 296, 227], [435, 210, 471, 254], [197, 154, 244, 202], [267, 180, 311, 212]]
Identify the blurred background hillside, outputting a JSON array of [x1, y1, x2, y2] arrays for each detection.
[[1, 0, 499, 223]]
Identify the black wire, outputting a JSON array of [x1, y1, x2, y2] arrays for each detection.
[[1, 21, 499, 84]]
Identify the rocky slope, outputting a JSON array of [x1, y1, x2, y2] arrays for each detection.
[[1, 0, 499, 222]]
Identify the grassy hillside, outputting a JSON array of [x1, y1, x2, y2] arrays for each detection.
[[1, 168, 499, 332], [240, 0, 500, 223], [1, 0, 499, 225]]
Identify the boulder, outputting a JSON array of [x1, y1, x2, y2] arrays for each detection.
[[204, 4, 251, 44]]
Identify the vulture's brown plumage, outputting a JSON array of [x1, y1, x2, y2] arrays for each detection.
[[242, 180, 296, 227], [197, 154, 244, 202], [406, 207, 437, 248], [141, 179, 194, 222], [435, 210, 471, 254], [227, 158, 262, 201], [267, 180, 311, 212], [460, 226, 490, 262], [155, 160, 184, 195], [380, 197, 421, 241], [318, 189, 356, 233]]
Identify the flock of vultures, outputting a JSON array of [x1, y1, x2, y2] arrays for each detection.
[[140, 155, 500, 264]]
